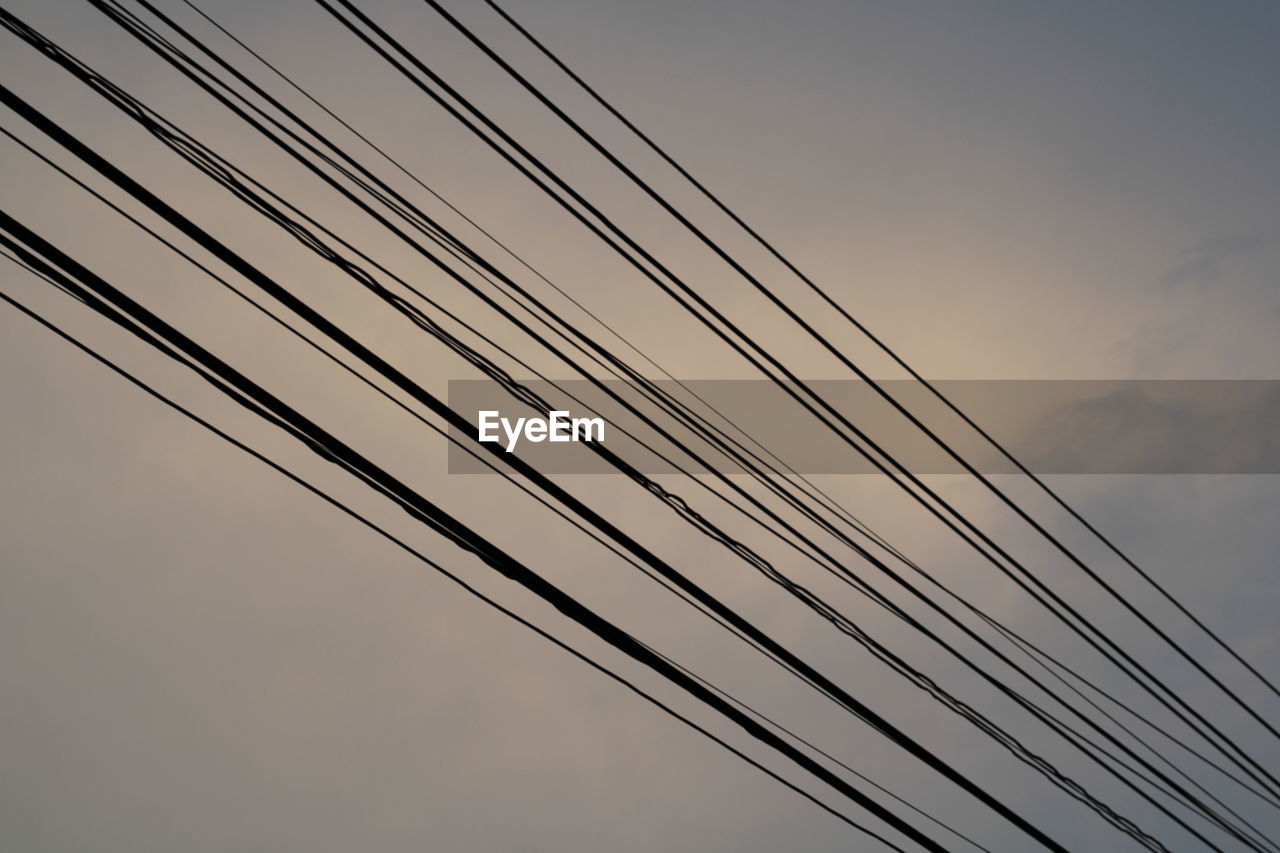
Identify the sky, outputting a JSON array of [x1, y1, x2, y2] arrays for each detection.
[[2, 1, 1279, 851]]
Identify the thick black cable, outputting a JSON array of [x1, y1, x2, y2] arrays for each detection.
[[133, 6, 1280, 818], [0, 273, 930, 853], [443, 0, 1280, 738], [1, 20, 1190, 846], [0, 86, 1063, 851], [17, 6, 1259, 840], [7, 86, 1059, 850], [0, 129, 809, 693], [0, 216, 960, 853], [9, 173, 987, 849], [24, 8, 1264, 845], [0, 129, 945, 832], [12, 11, 1259, 845], [309, 0, 1280, 800], [4, 202, 992, 852], [478, 0, 1280, 710], [2, 113, 1213, 853]]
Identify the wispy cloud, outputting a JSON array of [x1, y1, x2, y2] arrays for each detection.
[[1162, 233, 1269, 289]]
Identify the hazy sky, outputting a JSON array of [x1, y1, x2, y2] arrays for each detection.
[[2, 2, 1278, 851]]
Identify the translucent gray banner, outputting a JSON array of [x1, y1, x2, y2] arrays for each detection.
[[446, 380, 1280, 475]]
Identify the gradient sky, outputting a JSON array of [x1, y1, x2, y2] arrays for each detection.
[[2, 1, 1279, 851]]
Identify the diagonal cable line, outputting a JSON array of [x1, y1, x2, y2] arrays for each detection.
[[10, 3, 1280, 845], [0, 213, 966, 853], [4, 3, 1275, 849], [289, 0, 1280, 803], [7, 103, 1249, 845], [476, 0, 1280, 710], [10, 8, 1264, 845], [1, 16, 1226, 845], [138, 3, 1280, 821], [413, 0, 1280, 750], [0, 269, 932, 853], [0, 78, 1071, 849]]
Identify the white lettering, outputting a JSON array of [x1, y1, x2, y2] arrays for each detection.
[[476, 410, 605, 452], [549, 410, 572, 442], [573, 416, 605, 443], [501, 417, 526, 452], [478, 411, 500, 443]]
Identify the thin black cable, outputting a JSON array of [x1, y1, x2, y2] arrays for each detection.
[[24, 8, 1264, 845], [0, 132, 956, 838], [478, 0, 1280, 709], [2, 112, 1218, 852], [436, 0, 1280, 756], [309, 0, 1280, 801], [0, 274, 925, 853], [0, 218, 958, 853], [4, 221, 992, 853], [0, 23, 1187, 846], [174, 0, 902, 587], [0, 89, 1059, 851], [459, 0, 1280, 728], [20, 8, 1259, 835], [141, 5, 1280, 818]]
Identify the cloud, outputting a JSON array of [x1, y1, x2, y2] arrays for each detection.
[[1161, 233, 1269, 289]]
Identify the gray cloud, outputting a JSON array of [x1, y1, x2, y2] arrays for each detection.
[[1162, 233, 1270, 290]]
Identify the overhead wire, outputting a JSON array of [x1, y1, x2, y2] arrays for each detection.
[[2, 13, 1216, 846], [418, 0, 1280, 745], [475, 0, 1280, 710], [0, 262, 928, 853], [304, 0, 1280, 805], [22, 3, 1269, 845], [0, 103, 1228, 845], [5, 3, 1274, 845], [150, 0, 1280, 821], [0, 77, 1069, 851]]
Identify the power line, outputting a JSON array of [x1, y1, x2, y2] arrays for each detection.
[[3, 14, 1208, 845], [0, 74, 1065, 845], [296, 0, 1280, 805], [22, 4, 1269, 845], [477, 0, 1280, 710], [414, 0, 1280, 753], [7, 3, 1269, 845], [139, 2, 1280, 822], [0, 212, 961, 853], [0, 86, 1212, 848], [0, 269, 927, 853]]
